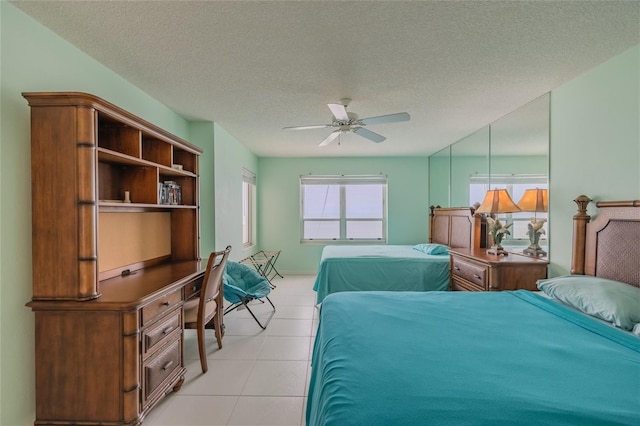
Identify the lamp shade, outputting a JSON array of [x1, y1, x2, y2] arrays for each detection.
[[516, 188, 548, 213], [475, 189, 521, 214]]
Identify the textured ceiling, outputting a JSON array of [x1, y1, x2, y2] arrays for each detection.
[[11, 1, 640, 157]]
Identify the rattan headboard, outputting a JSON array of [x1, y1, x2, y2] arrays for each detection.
[[571, 195, 640, 288], [429, 206, 484, 250]]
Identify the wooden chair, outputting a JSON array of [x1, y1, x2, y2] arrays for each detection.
[[183, 245, 231, 373]]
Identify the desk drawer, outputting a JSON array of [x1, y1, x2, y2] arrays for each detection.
[[142, 289, 182, 326], [451, 257, 487, 289], [183, 276, 202, 301], [142, 308, 182, 358], [143, 338, 181, 401]]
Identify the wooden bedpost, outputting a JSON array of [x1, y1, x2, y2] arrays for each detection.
[[570, 195, 591, 275], [429, 205, 438, 243]]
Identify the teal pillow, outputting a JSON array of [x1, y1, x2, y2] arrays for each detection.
[[412, 243, 449, 255], [537, 275, 640, 330]]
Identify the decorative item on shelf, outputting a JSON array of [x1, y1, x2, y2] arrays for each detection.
[[171, 164, 184, 171], [516, 188, 548, 257], [160, 180, 182, 205], [475, 189, 521, 256], [124, 190, 131, 203]]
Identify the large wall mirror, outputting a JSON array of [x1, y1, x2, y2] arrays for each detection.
[[428, 93, 550, 256], [451, 126, 490, 208], [428, 145, 451, 208], [489, 93, 549, 255]]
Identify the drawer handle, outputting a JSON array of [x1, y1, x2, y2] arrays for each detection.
[[161, 301, 171, 307], [453, 266, 460, 271], [473, 274, 481, 280], [162, 360, 174, 371], [162, 326, 174, 335]]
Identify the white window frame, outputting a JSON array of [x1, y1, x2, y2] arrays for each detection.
[[300, 175, 388, 245], [242, 168, 256, 249]]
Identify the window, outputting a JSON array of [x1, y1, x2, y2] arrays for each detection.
[[300, 175, 387, 243], [242, 168, 256, 248], [470, 174, 548, 245]]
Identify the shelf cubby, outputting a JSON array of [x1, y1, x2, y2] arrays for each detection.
[[98, 113, 141, 158], [173, 147, 197, 174], [142, 134, 172, 167]]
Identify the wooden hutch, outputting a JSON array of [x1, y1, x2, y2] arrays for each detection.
[[24, 92, 205, 425]]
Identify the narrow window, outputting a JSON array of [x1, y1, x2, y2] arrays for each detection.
[[242, 168, 256, 248]]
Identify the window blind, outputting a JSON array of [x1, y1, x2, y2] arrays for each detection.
[[300, 174, 387, 186]]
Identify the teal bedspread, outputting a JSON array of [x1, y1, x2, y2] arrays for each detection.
[[313, 245, 450, 303], [307, 291, 640, 426]]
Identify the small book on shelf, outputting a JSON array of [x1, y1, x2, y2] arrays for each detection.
[[160, 180, 182, 205]]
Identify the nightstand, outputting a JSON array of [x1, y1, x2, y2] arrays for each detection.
[[449, 248, 548, 291]]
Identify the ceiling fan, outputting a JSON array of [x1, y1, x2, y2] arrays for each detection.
[[283, 98, 410, 147]]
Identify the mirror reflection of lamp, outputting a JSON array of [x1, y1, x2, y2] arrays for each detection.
[[475, 189, 521, 256], [516, 188, 548, 258]]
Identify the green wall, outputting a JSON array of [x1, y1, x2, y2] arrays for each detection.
[[213, 123, 259, 261], [490, 155, 548, 176], [429, 150, 451, 207], [189, 122, 217, 253], [450, 155, 548, 207], [258, 157, 430, 273], [548, 44, 640, 277]]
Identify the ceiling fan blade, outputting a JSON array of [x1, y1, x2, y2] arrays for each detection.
[[283, 124, 331, 131], [352, 127, 386, 143], [327, 103, 349, 121], [359, 112, 410, 126], [319, 131, 341, 147]]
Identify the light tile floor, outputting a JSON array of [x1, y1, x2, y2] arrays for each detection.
[[144, 274, 318, 426]]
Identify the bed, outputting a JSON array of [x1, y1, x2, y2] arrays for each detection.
[[307, 196, 640, 425], [313, 207, 483, 303]]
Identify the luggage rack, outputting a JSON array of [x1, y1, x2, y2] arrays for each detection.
[[239, 250, 283, 288]]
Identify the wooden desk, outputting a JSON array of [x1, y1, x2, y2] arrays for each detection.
[[27, 261, 205, 425], [24, 92, 205, 425]]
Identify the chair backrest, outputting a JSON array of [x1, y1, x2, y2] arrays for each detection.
[[199, 245, 231, 321]]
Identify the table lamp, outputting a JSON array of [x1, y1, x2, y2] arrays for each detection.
[[516, 188, 548, 257], [475, 189, 521, 256]]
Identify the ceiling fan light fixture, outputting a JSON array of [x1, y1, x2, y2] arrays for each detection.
[[284, 99, 410, 146]]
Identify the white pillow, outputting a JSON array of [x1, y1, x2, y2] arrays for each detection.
[[537, 275, 640, 330]]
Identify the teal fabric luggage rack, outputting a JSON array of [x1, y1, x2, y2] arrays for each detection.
[[223, 261, 275, 329]]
